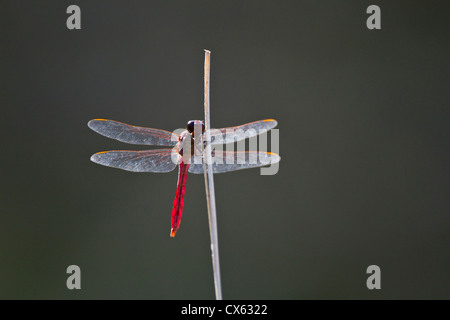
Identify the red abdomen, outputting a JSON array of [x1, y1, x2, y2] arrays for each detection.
[[170, 161, 190, 237]]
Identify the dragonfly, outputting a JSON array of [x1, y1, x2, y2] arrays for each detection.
[[88, 118, 280, 237]]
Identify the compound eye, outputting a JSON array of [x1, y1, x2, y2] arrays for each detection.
[[186, 120, 195, 133]]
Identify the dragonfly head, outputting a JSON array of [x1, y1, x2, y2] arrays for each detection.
[[186, 120, 205, 134]]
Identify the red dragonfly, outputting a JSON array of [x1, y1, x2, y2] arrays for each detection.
[[88, 118, 280, 237]]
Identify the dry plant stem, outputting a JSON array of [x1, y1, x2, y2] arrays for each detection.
[[203, 50, 223, 300]]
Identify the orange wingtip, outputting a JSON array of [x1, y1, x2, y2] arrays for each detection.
[[95, 151, 109, 154], [266, 152, 279, 156], [170, 228, 177, 237], [263, 119, 276, 122], [92, 118, 108, 121]]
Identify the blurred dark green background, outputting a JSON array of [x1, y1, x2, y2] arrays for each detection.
[[1, 1, 449, 299]]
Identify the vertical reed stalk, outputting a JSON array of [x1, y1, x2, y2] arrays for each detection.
[[202, 49, 223, 300]]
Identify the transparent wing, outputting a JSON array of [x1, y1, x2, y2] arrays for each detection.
[[90, 149, 178, 172], [88, 119, 178, 146], [209, 119, 277, 145], [188, 151, 280, 174]]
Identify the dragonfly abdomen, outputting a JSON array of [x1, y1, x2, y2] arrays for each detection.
[[170, 161, 190, 237]]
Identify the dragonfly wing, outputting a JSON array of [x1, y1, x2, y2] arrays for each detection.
[[88, 119, 178, 146], [91, 149, 178, 173], [209, 119, 277, 145], [188, 151, 280, 174]]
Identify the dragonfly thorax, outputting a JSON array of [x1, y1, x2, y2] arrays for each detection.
[[178, 125, 203, 164]]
